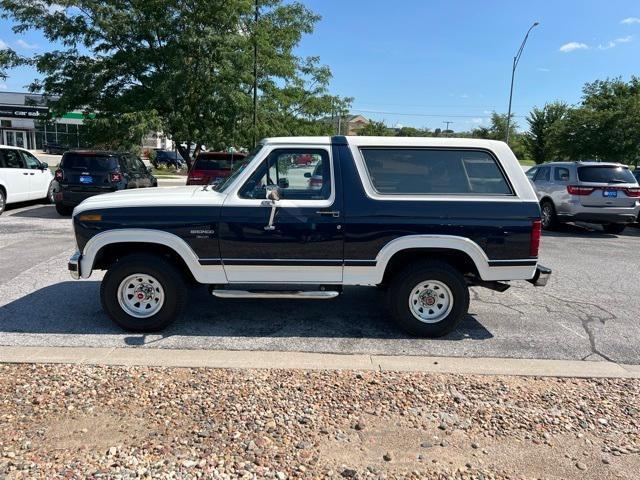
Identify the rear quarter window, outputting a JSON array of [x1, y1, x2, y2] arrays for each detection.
[[577, 166, 636, 183], [62, 153, 118, 171], [359, 148, 512, 195]]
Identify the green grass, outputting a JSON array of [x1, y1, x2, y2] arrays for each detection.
[[151, 168, 187, 177], [519, 158, 536, 166]]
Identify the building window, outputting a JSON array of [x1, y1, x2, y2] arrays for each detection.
[[0, 120, 11, 128]]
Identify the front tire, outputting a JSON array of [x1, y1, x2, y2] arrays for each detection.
[[387, 261, 469, 337], [603, 223, 626, 234], [100, 253, 187, 332]]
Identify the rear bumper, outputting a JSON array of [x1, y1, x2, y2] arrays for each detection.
[[559, 212, 637, 224], [527, 264, 551, 287], [55, 189, 105, 207], [68, 251, 81, 280], [559, 203, 640, 224]]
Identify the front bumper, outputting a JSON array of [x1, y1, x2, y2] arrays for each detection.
[[527, 264, 551, 287], [68, 251, 81, 280]]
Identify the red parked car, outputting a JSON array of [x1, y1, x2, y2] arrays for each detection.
[[186, 151, 247, 186], [293, 153, 314, 166]]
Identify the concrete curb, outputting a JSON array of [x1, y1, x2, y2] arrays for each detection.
[[1, 346, 639, 378]]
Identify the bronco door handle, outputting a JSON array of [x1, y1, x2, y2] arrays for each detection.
[[316, 210, 340, 217]]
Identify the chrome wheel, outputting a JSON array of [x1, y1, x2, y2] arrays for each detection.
[[117, 273, 165, 318], [408, 280, 453, 323]]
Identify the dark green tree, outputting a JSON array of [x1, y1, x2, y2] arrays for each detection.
[[0, 47, 20, 81], [524, 102, 568, 164], [557, 77, 640, 164], [397, 126, 431, 137], [0, 0, 351, 167], [357, 120, 393, 136]]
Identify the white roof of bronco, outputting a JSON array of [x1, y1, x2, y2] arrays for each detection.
[[260, 136, 537, 203], [261, 136, 507, 149]]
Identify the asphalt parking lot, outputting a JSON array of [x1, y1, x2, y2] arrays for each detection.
[[1, 195, 639, 364]]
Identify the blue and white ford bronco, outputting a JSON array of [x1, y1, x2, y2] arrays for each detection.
[[68, 136, 550, 337]]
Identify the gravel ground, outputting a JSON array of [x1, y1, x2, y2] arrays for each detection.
[[1, 364, 638, 479]]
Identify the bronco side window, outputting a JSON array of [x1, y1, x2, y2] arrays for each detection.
[[360, 148, 512, 195], [239, 148, 331, 200]]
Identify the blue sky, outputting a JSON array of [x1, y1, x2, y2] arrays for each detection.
[[1, 0, 639, 131]]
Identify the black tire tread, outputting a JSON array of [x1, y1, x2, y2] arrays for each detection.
[[603, 223, 625, 234], [540, 200, 557, 230], [100, 253, 187, 332], [55, 203, 73, 216], [387, 260, 469, 338]]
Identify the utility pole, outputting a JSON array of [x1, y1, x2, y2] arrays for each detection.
[[506, 21, 539, 144], [443, 121, 453, 134], [252, 0, 259, 147]]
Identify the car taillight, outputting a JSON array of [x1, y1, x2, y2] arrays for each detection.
[[188, 170, 204, 181], [624, 187, 640, 197], [110, 172, 123, 183], [54, 169, 63, 181], [567, 185, 595, 195], [530, 220, 541, 257]]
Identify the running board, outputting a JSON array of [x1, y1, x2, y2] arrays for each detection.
[[211, 290, 340, 300]]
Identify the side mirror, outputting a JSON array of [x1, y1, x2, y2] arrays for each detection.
[[265, 184, 281, 202], [304, 172, 311, 178], [40, 162, 49, 170], [278, 178, 289, 189]]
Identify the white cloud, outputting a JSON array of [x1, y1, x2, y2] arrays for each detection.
[[16, 39, 38, 50], [471, 118, 484, 124], [598, 35, 633, 50], [0, 39, 8, 50], [47, 4, 66, 14], [0, 83, 8, 90], [559, 42, 589, 53], [621, 17, 640, 24], [459, 93, 469, 99], [538, 67, 551, 72]]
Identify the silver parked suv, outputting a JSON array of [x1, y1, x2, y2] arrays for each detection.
[[526, 162, 640, 234]]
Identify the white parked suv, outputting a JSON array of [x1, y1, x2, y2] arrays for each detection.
[[0, 145, 55, 215]]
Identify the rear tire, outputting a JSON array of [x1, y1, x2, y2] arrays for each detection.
[[387, 261, 469, 337], [44, 181, 55, 204], [0, 189, 5, 216], [100, 253, 187, 332], [603, 223, 626, 234], [540, 200, 557, 230], [55, 203, 74, 216]]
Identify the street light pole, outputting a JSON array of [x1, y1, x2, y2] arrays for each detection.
[[252, 0, 259, 148], [506, 21, 539, 144]]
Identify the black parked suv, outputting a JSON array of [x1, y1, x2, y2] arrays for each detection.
[[54, 151, 157, 216]]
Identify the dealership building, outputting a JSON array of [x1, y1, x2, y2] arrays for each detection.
[[0, 91, 89, 150], [0, 91, 172, 151]]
